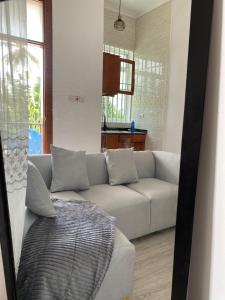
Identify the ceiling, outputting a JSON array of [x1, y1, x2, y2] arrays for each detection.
[[105, 0, 170, 18]]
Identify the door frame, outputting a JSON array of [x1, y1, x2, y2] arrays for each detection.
[[0, 0, 215, 299], [171, 0, 214, 299]]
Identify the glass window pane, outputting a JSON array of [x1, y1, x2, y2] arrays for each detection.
[[27, 0, 43, 42], [103, 45, 133, 123], [28, 44, 44, 154]]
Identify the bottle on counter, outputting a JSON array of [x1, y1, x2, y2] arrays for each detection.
[[130, 120, 135, 133]]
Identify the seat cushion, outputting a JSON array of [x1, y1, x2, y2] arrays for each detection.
[[50, 191, 86, 202], [127, 178, 178, 233], [79, 184, 151, 240], [95, 229, 135, 300]]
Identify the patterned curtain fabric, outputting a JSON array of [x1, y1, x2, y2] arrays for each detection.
[[0, 0, 28, 272]]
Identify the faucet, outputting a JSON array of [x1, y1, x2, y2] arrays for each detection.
[[103, 114, 107, 131]]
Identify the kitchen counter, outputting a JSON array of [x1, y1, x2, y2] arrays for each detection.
[[101, 128, 147, 135], [101, 128, 147, 151]]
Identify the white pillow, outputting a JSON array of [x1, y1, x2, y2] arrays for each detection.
[[105, 148, 139, 185], [26, 161, 56, 217], [51, 145, 90, 192]]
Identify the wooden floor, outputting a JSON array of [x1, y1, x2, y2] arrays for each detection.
[[131, 229, 175, 300]]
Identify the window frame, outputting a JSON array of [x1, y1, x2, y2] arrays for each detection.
[[119, 58, 135, 96], [28, 0, 53, 153], [103, 45, 134, 123]]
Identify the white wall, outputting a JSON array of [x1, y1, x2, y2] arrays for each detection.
[[0, 248, 7, 300], [163, 0, 192, 153], [188, 0, 225, 299], [104, 9, 136, 51], [52, 0, 104, 152]]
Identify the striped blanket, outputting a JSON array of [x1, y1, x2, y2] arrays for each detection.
[[17, 199, 115, 300]]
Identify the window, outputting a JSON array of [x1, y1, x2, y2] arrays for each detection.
[[27, 0, 52, 154], [102, 45, 134, 123]]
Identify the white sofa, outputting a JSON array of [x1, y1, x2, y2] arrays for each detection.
[[26, 150, 180, 300]]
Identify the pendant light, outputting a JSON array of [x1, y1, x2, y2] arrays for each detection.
[[114, 0, 126, 31]]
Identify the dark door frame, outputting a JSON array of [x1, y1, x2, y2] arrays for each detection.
[[171, 0, 214, 299], [0, 0, 214, 299]]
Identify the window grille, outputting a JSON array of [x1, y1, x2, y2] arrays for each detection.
[[102, 45, 134, 123]]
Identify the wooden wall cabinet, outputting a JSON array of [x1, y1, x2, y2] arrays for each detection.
[[103, 53, 121, 96], [101, 133, 146, 151], [102, 52, 135, 96]]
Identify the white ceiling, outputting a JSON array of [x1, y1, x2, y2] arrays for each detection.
[[105, 0, 170, 18]]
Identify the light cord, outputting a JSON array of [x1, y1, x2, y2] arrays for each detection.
[[119, 0, 122, 17]]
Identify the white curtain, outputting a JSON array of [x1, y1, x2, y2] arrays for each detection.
[[0, 0, 28, 272]]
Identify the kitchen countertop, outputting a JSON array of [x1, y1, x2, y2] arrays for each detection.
[[101, 128, 147, 135]]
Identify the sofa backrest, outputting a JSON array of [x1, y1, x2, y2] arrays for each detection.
[[86, 153, 109, 185], [152, 151, 180, 185], [29, 153, 109, 188], [133, 151, 155, 178], [29, 154, 52, 189], [28, 150, 156, 189]]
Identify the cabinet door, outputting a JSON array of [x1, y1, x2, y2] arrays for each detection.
[[101, 134, 106, 149], [131, 134, 146, 151], [104, 134, 119, 149], [103, 53, 121, 96], [118, 134, 132, 148]]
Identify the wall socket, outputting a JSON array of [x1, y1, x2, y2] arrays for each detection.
[[68, 95, 84, 103]]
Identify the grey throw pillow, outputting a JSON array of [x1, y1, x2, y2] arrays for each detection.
[[105, 148, 139, 185], [26, 161, 56, 217], [51, 145, 90, 192]]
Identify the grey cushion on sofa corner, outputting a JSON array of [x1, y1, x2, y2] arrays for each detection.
[[105, 148, 138, 186], [51, 145, 90, 193], [26, 161, 56, 218]]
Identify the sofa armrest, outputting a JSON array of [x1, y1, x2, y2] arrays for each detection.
[[94, 229, 135, 300], [152, 151, 181, 185]]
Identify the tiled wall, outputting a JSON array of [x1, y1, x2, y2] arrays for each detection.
[[132, 3, 171, 150]]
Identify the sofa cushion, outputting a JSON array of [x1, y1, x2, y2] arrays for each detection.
[[29, 154, 52, 189], [26, 161, 56, 218], [51, 146, 90, 192], [127, 178, 178, 232], [79, 184, 150, 240], [50, 191, 86, 202], [24, 208, 39, 238], [105, 149, 138, 185], [134, 150, 155, 179]]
